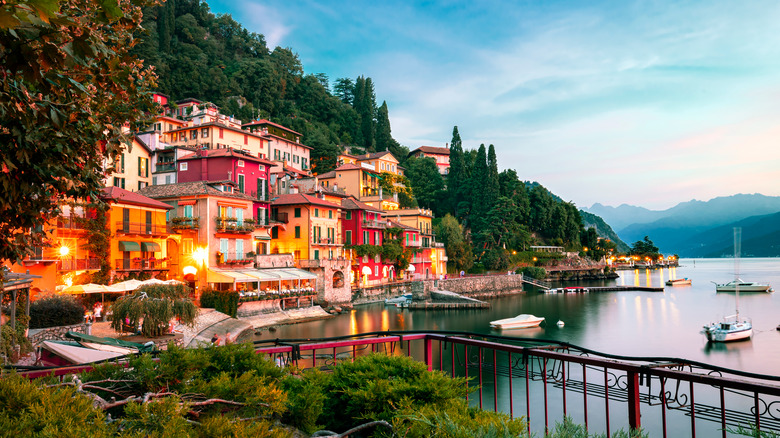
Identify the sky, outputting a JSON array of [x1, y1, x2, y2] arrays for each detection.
[[207, 0, 780, 210]]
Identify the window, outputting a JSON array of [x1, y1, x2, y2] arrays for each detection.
[[153, 176, 158, 185], [374, 231, 379, 244], [184, 205, 193, 218], [220, 238, 228, 259], [346, 211, 352, 220], [113, 177, 125, 189], [374, 266, 379, 276], [237, 174, 245, 193], [180, 162, 188, 171], [363, 231, 369, 244], [314, 249, 320, 260], [138, 157, 148, 177], [219, 128, 223, 139], [202, 127, 209, 137], [137, 181, 147, 190], [345, 230, 352, 245], [179, 132, 186, 141], [236, 239, 244, 259], [329, 210, 333, 219], [314, 208, 319, 218], [257, 207, 267, 225], [272, 227, 278, 239], [236, 208, 244, 225], [237, 159, 245, 167], [257, 178, 267, 200], [295, 226, 301, 238], [182, 239, 193, 254], [165, 174, 172, 184], [244, 134, 248, 145], [294, 207, 301, 218], [190, 130, 197, 139]]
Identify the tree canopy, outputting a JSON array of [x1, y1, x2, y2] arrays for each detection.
[[0, 0, 157, 265]]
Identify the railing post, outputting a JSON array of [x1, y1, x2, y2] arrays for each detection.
[[627, 370, 641, 431], [424, 337, 433, 371]]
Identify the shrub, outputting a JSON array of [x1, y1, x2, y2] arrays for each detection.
[[520, 266, 547, 280], [29, 295, 85, 329], [199, 288, 239, 317], [395, 402, 526, 438], [109, 284, 197, 337]]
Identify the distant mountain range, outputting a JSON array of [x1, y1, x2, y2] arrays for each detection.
[[583, 194, 780, 256]]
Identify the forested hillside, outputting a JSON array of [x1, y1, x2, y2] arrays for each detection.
[[133, 1, 622, 270], [132, 0, 406, 174]]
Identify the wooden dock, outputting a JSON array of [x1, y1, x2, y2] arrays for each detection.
[[542, 286, 664, 293]]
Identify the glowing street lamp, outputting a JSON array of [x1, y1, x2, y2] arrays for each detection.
[[59, 246, 70, 257]]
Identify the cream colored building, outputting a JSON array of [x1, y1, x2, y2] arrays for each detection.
[[104, 136, 153, 192]]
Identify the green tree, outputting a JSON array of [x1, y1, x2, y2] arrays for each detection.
[[333, 77, 354, 105], [404, 156, 445, 213], [375, 101, 393, 152], [0, 0, 157, 265], [434, 214, 473, 271], [110, 284, 198, 337], [468, 144, 490, 232], [447, 126, 466, 217]]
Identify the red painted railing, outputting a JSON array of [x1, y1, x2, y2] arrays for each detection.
[[16, 332, 780, 437]]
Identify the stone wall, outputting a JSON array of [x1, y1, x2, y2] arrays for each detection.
[[28, 323, 90, 347], [300, 258, 352, 305], [421, 274, 527, 298], [351, 282, 415, 305]]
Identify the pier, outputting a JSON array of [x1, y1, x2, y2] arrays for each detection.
[[542, 285, 664, 293]]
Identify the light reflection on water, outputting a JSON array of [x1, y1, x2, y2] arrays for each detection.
[[256, 258, 780, 375]]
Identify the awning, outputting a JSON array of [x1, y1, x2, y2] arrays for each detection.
[[361, 266, 372, 275], [140, 241, 161, 252], [118, 241, 140, 251], [208, 268, 317, 283], [210, 269, 260, 283], [207, 269, 235, 283], [274, 268, 317, 280]]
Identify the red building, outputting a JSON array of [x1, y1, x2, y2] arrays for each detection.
[[340, 196, 392, 286], [176, 148, 275, 227], [388, 220, 422, 279]]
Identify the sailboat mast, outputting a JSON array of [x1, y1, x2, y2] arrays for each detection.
[[734, 227, 741, 320]]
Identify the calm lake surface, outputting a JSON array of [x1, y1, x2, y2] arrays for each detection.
[[257, 258, 780, 376]]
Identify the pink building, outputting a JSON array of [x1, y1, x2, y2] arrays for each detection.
[[408, 146, 450, 175], [340, 196, 392, 286]]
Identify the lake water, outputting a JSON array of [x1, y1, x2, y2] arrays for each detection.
[[257, 258, 780, 376]]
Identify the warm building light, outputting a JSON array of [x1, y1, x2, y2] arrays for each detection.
[[192, 246, 208, 265], [59, 246, 70, 257]]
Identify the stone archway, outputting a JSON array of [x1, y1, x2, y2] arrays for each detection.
[[332, 271, 345, 288]]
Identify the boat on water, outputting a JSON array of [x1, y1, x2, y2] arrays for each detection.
[[384, 294, 412, 305], [666, 278, 692, 286], [703, 228, 753, 343], [713, 279, 772, 293], [634, 262, 648, 269], [490, 314, 545, 330]]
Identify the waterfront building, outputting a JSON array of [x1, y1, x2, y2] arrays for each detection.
[[270, 193, 343, 261], [384, 208, 446, 278], [243, 119, 312, 174], [340, 196, 393, 286], [408, 145, 450, 175], [388, 220, 423, 280], [317, 163, 399, 210], [103, 136, 153, 192]]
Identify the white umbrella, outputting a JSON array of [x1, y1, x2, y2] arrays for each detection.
[[141, 278, 166, 286], [107, 279, 145, 293], [61, 283, 110, 294]]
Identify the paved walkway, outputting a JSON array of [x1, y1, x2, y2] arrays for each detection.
[[240, 306, 334, 329]]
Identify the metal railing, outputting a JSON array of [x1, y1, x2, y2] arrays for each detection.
[[271, 212, 289, 224], [214, 217, 256, 233], [169, 217, 200, 230], [114, 258, 169, 271], [362, 219, 388, 229], [16, 331, 780, 438], [58, 258, 101, 271], [115, 221, 168, 236]]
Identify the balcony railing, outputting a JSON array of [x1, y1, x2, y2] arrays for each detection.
[[406, 240, 422, 247], [156, 162, 175, 172], [115, 221, 168, 236], [169, 217, 200, 231], [271, 212, 289, 224], [215, 251, 254, 266], [214, 217, 255, 233], [362, 219, 388, 229], [312, 238, 340, 246], [249, 190, 270, 202], [57, 258, 101, 271], [115, 258, 169, 271], [57, 216, 87, 230]]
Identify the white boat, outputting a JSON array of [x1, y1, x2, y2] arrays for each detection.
[[490, 314, 545, 330], [704, 228, 753, 343], [713, 279, 772, 293], [666, 278, 692, 286], [385, 294, 412, 305]]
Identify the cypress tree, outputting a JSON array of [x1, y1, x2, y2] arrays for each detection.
[[469, 144, 489, 233], [486, 144, 499, 208], [447, 126, 465, 216], [375, 101, 392, 151]]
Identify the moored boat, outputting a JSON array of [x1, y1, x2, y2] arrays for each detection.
[[666, 278, 692, 286], [713, 279, 772, 293], [703, 316, 752, 342], [490, 314, 545, 330]]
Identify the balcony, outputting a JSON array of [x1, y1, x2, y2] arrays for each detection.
[[57, 216, 87, 231], [169, 217, 200, 231], [362, 219, 388, 229], [406, 240, 422, 248], [115, 221, 168, 236], [58, 258, 101, 271], [249, 190, 270, 202], [214, 217, 258, 233], [115, 258, 169, 271], [156, 162, 175, 172], [215, 251, 255, 267], [271, 212, 289, 224], [312, 238, 341, 246], [361, 187, 380, 197]]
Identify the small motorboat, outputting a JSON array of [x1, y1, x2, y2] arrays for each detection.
[[557, 320, 565, 327], [666, 278, 692, 286], [490, 314, 545, 330], [703, 316, 752, 342], [563, 286, 588, 293], [385, 294, 412, 305], [713, 279, 772, 293]]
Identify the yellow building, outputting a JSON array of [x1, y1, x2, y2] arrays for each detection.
[[102, 187, 174, 280], [270, 193, 343, 261], [317, 163, 390, 209], [104, 136, 153, 192], [355, 151, 402, 176]]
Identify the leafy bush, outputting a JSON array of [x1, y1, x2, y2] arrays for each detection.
[[320, 354, 469, 432], [199, 288, 239, 317], [29, 294, 85, 328], [520, 266, 547, 280], [282, 368, 329, 434], [110, 284, 197, 337], [395, 402, 526, 438]]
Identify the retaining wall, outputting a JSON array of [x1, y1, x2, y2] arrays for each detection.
[[421, 274, 527, 298], [28, 323, 90, 347]]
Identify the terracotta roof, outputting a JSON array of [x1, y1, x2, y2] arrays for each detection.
[[271, 193, 341, 209], [409, 146, 450, 156], [137, 181, 256, 202], [358, 151, 399, 161], [333, 163, 378, 174], [156, 115, 186, 124], [178, 148, 275, 166], [242, 118, 302, 136], [167, 122, 265, 139], [263, 132, 313, 150], [387, 220, 418, 231], [317, 170, 336, 179], [175, 98, 203, 105], [341, 196, 383, 213], [100, 187, 174, 210]]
